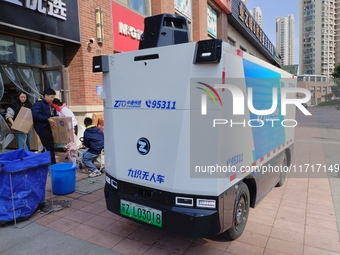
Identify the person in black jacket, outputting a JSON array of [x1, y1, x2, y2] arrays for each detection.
[[5, 91, 33, 149], [82, 117, 104, 177], [31, 88, 58, 164]]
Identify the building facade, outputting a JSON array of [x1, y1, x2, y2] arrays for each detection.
[[297, 74, 332, 105], [276, 14, 294, 66], [0, 0, 280, 146], [227, 0, 280, 66], [335, 0, 340, 64], [249, 7, 263, 28], [299, 0, 335, 76]]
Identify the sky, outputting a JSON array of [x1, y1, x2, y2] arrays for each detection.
[[247, 0, 299, 64]]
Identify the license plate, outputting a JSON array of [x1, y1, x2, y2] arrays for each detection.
[[120, 199, 162, 228]]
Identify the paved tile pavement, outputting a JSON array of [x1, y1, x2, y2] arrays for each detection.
[[1, 106, 340, 255]]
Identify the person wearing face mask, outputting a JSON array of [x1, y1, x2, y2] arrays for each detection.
[[31, 88, 58, 164], [5, 91, 33, 150]]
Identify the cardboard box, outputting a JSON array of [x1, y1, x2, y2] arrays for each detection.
[[51, 117, 74, 144], [11, 107, 33, 134], [92, 112, 103, 126]]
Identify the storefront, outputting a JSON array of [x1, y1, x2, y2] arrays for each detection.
[[0, 0, 80, 149], [0, 0, 80, 110]]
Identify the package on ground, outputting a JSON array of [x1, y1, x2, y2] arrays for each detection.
[[11, 107, 33, 134], [92, 112, 103, 126], [51, 117, 74, 144]]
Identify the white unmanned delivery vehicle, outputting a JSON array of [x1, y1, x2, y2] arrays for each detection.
[[94, 14, 297, 240]]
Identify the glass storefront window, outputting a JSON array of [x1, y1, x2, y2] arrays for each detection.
[[0, 34, 45, 65], [15, 38, 31, 64], [32, 67, 42, 95], [0, 34, 65, 109], [43, 70, 62, 91], [117, 0, 128, 5], [31, 41, 42, 65], [46, 44, 64, 67], [174, 0, 192, 40], [207, 6, 217, 38], [0, 65, 41, 116], [175, 0, 192, 19], [116, 0, 150, 15], [130, 0, 146, 14], [0, 35, 15, 62]]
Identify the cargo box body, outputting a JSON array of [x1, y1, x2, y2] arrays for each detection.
[[101, 40, 295, 238]]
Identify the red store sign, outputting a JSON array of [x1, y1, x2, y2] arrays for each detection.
[[214, 0, 232, 14], [112, 1, 145, 52]]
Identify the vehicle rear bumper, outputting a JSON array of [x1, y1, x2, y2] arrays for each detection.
[[104, 175, 228, 238]]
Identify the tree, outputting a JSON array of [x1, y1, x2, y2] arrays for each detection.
[[332, 64, 340, 79], [322, 93, 333, 101]]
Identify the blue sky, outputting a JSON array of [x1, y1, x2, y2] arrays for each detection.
[[247, 0, 299, 64]]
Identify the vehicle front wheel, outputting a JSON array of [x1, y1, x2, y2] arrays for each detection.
[[222, 182, 250, 240]]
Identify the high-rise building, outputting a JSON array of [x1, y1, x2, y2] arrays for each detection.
[[276, 15, 294, 66], [249, 7, 263, 28], [300, 0, 335, 75], [241, 0, 247, 7], [335, 0, 340, 65]]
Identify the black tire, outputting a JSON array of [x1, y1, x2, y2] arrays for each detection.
[[275, 153, 287, 187], [222, 182, 250, 240]]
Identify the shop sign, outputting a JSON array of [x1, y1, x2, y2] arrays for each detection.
[[112, 1, 144, 52], [0, 0, 80, 43], [118, 22, 143, 41], [238, 2, 274, 56], [214, 0, 232, 14], [3, 0, 67, 20]]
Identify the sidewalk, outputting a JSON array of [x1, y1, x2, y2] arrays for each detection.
[[1, 107, 340, 255]]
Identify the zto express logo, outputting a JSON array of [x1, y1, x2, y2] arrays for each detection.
[[196, 82, 223, 115]]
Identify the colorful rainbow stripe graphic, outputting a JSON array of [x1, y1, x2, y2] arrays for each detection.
[[196, 82, 223, 106]]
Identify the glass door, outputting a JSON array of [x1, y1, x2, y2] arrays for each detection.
[[0, 64, 42, 116], [42, 66, 68, 104]]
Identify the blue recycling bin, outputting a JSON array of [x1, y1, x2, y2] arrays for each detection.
[[0, 149, 51, 225]]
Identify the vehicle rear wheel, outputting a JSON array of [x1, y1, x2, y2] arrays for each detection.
[[275, 153, 287, 187], [222, 182, 250, 240]]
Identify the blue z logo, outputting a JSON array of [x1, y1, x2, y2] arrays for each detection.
[[137, 137, 150, 155], [138, 141, 147, 153]]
